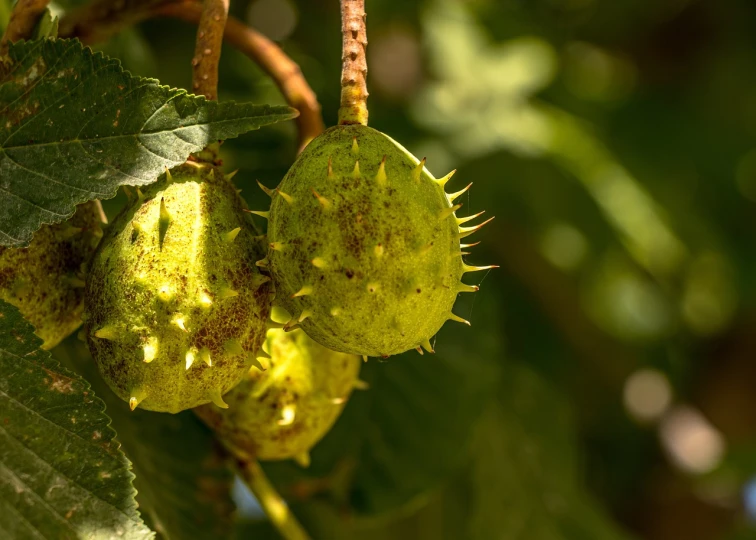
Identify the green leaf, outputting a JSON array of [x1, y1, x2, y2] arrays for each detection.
[[0, 38, 297, 248], [0, 300, 153, 539], [264, 291, 502, 517], [33, 10, 59, 40], [54, 338, 236, 540]]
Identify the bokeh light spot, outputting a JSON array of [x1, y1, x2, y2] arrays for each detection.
[[247, 0, 297, 41], [623, 368, 672, 423], [584, 253, 672, 343], [743, 477, 756, 522], [563, 42, 637, 103], [681, 252, 737, 336], [660, 406, 725, 475], [370, 27, 421, 100]]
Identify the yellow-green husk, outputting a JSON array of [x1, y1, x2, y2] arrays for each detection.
[[84, 163, 272, 413], [0, 201, 104, 349], [195, 323, 361, 466], [266, 124, 478, 357]]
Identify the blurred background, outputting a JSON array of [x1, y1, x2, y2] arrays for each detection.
[[27, 0, 756, 537]]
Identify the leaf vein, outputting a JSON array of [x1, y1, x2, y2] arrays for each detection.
[[2, 57, 115, 147], [2, 149, 105, 197], [73, 139, 149, 185], [0, 175, 67, 219]]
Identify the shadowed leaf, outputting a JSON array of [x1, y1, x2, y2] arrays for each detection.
[[0, 300, 153, 539], [54, 338, 236, 540]]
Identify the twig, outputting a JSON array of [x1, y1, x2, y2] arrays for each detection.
[[223, 14, 323, 149], [59, 0, 324, 151], [337, 0, 368, 126], [157, 2, 324, 149], [1, 0, 50, 51], [191, 0, 228, 100], [237, 458, 311, 540]]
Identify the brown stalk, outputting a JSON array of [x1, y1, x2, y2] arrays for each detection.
[[58, 0, 168, 44], [337, 0, 368, 126], [191, 0, 228, 100]]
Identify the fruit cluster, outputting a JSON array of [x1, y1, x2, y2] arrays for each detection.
[[8, 122, 491, 466]]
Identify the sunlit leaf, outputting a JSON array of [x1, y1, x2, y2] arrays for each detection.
[[413, 0, 687, 280], [33, 9, 59, 40], [0, 38, 296, 247]]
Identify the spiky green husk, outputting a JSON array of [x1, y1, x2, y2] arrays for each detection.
[[0, 201, 104, 349], [84, 163, 273, 413], [265, 124, 484, 357], [194, 321, 361, 466]]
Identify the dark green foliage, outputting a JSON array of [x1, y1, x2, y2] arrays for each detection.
[[55, 338, 237, 540], [0, 300, 152, 539]]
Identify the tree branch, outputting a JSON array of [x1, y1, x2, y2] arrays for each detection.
[[157, 2, 324, 150], [337, 0, 368, 126], [191, 0, 228, 100], [1, 0, 50, 51]]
